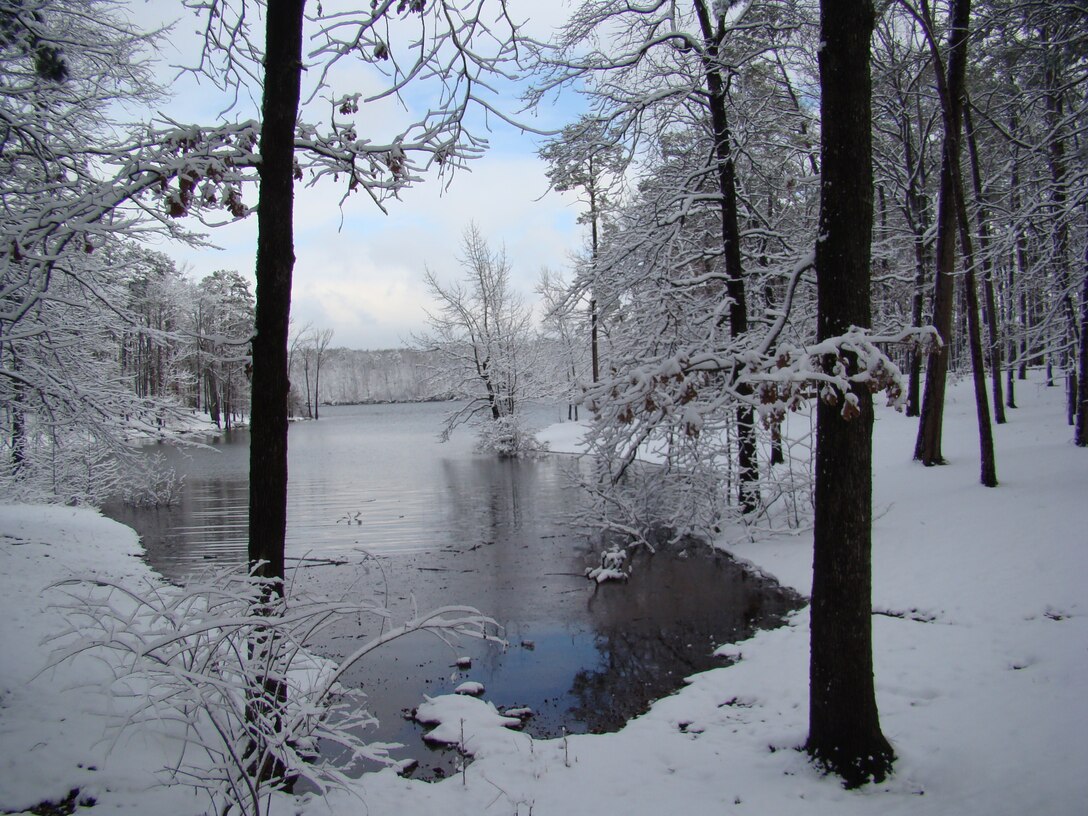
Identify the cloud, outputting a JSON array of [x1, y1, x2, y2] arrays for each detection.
[[285, 150, 584, 348], [133, 0, 587, 349]]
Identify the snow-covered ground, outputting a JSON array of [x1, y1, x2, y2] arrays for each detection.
[[1, 373, 1085, 815]]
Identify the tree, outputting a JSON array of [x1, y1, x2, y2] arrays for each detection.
[[196, 270, 254, 430], [414, 222, 541, 455], [0, 1, 192, 504], [871, 10, 940, 418], [241, 0, 305, 588], [311, 328, 334, 420], [805, 0, 894, 786], [528, 0, 816, 514], [288, 325, 333, 419], [912, 0, 974, 467], [904, 0, 998, 488], [539, 117, 624, 384], [537, 267, 590, 420]]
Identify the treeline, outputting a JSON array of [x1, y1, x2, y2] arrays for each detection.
[[1, 239, 254, 504], [122, 251, 254, 430], [290, 347, 439, 409]]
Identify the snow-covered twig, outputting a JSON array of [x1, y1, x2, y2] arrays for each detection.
[[45, 563, 500, 816]]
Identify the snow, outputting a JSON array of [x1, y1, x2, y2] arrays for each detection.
[[585, 545, 631, 583], [453, 680, 485, 696], [535, 417, 590, 454], [2, 373, 1086, 815], [413, 695, 523, 755]]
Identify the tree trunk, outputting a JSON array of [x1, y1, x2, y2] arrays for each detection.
[[303, 357, 313, 419], [806, 0, 893, 787], [249, 0, 305, 586], [963, 102, 1005, 424], [1076, 231, 1088, 446], [205, 368, 220, 428], [694, 0, 757, 514], [1043, 36, 1080, 374], [9, 354, 26, 474], [914, 0, 972, 466], [1005, 249, 1017, 408], [589, 173, 601, 385], [954, 169, 998, 486], [1009, 109, 1029, 391], [905, 102, 930, 418]]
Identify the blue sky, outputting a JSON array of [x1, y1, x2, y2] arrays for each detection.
[[129, 0, 586, 350]]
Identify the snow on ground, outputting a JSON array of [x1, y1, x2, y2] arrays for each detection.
[[0, 507, 213, 815], [1, 372, 1086, 815]]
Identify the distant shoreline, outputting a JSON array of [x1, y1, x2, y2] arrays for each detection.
[[307, 395, 457, 408]]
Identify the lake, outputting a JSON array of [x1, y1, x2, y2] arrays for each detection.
[[104, 401, 803, 777]]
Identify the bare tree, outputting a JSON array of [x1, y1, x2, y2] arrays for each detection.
[[537, 267, 589, 420], [414, 223, 541, 455], [311, 327, 334, 420], [287, 320, 312, 418]]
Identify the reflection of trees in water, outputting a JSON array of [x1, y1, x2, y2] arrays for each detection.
[[441, 457, 513, 543], [569, 554, 803, 733], [570, 626, 709, 732], [439, 456, 544, 541]]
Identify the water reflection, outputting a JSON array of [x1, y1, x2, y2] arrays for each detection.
[[105, 403, 803, 776], [570, 550, 790, 733]]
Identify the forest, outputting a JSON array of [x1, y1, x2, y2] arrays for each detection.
[[0, 0, 1085, 813]]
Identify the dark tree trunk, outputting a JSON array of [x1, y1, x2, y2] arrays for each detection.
[[953, 170, 998, 487], [205, 368, 221, 428], [589, 172, 601, 385], [806, 0, 893, 787], [905, 109, 930, 418], [1043, 37, 1079, 366], [1005, 251, 1017, 408], [694, 0, 757, 514], [963, 102, 1005, 424], [590, 296, 600, 384], [9, 355, 26, 474], [1071, 372, 1080, 427], [1077, 234, 1088, 446], [907, 250, 927, 417], [302, 357, 313, 419], [770, 422, 784, 466], [249, 0, 306, 587], [914, 0, 972, 466], [1009, 109, 1029, 392]]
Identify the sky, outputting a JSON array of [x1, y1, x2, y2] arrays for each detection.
[[127, 1, 587, 350]]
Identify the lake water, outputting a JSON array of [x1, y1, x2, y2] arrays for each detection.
[[105, 402, 803, 777]]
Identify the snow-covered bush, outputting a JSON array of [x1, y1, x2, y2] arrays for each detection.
[[475, 414, 548, 458], [46, 565, 499, 816], [0, 428, 182, 508]]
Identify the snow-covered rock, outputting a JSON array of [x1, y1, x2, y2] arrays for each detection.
[[413, 694, 524, 757]]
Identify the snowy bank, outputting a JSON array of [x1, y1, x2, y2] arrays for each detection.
[[1, 373, 1086, 815], [0, 506, 209, 815]]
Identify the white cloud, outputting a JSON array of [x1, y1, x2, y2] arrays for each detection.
[[133, 0, 587, 349]]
